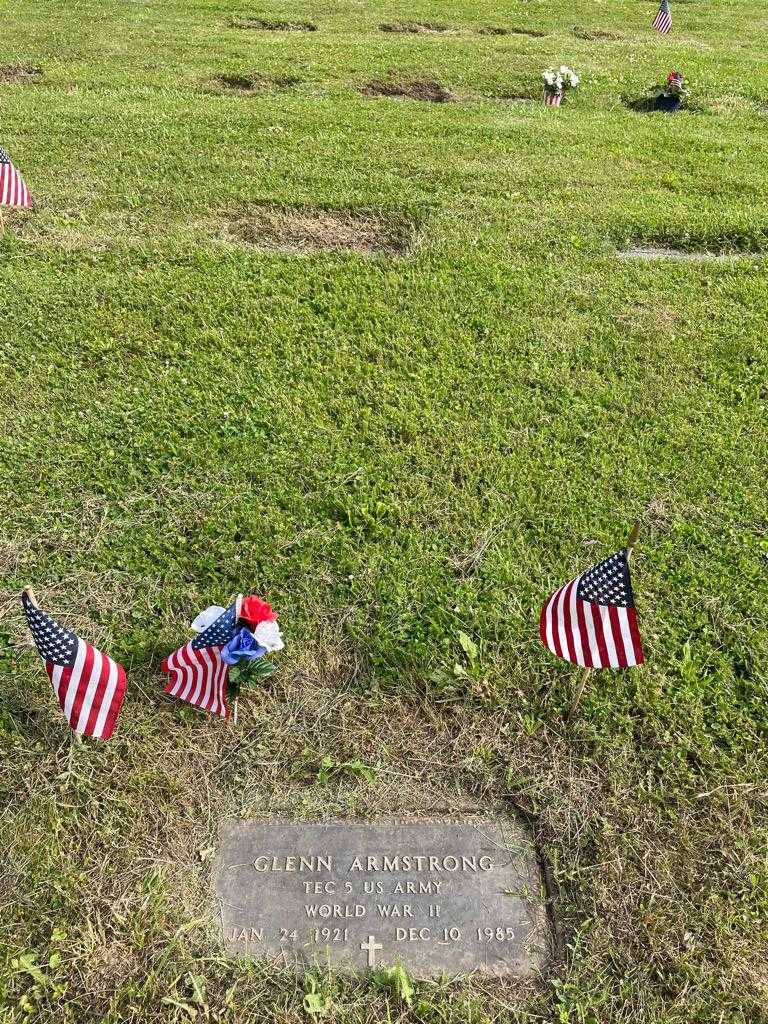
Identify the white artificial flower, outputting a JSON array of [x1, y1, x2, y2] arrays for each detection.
[[254, 619, 284, 653], [570, 73, 580, 86], [543, 70, 555, 85], [560, 65, 569, 74], [191, 605, 226, 632], [556, 75, 564, 90]]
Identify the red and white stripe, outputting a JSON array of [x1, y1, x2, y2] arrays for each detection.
[[161, 642, 230, 718], [0, 161, 32, 207], [47, 640, 126, 739], [544, 91, 563, 107], [539, 576, 644, 669], [653, 4, 672, 33]]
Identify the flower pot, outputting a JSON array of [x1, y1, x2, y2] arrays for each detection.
[[654, 94, 681, 112], [544, 90, 563, 107]]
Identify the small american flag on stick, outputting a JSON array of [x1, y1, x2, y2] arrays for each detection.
[[544, 91, 563, 108], [0, 147, 32, 208], [539, 547, 645, 669], [653, 0, 672, 34], [21, 589, 127, 739], [161, 597, 242, 718]]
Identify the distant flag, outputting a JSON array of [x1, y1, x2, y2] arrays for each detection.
[[161, 596, 242, 718], [21, 589, 127, 739], [0, 147, 32, 208], [652, 0, 672, 35], [539, 550, 645, 668]]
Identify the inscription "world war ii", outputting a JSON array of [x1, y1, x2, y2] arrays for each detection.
[[213, 820, 549, 977]]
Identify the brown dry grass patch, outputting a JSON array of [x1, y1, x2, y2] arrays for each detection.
[[0, 64, 42, 83], [361, 78, 455, 103], [224, 207, 417, 256]]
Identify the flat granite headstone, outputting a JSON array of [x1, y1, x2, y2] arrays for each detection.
[[213, 819, 550, 977]]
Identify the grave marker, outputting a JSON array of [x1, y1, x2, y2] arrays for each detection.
[[213, 819, 550, 977]]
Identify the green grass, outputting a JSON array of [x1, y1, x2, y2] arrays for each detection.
[[1, 0, 767, 1020]]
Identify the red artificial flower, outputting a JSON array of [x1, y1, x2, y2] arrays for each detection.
[[240, 595, 277, 627]]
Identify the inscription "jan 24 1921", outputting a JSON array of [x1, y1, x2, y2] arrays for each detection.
[[213, 820, 550, 977]]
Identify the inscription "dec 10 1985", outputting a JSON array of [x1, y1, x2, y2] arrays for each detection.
[[213, 821, 549, 977]]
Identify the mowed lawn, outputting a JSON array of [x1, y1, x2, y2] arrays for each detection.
[[1, 0, 767, 1020]]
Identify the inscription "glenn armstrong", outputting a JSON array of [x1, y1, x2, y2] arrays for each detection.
[[252, 854, 494, 873]]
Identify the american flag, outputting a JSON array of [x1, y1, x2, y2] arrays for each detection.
[[544, 91, 563, 107], [0, 147, 32, 207], [21, 590, 126, 738], [653, 0, 672, 34], [539, 550, 645, 668], [161, 596, 241, 718]]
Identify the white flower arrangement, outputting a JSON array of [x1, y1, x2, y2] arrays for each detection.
[[253, 619, 284, 653], [542, 65, 580, 95]]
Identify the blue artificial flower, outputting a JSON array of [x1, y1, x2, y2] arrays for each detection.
[[221, 627, 267, 665]]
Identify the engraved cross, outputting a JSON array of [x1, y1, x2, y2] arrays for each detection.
[[360, 934, 383, 967]]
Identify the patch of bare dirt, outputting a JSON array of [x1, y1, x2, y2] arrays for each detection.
[[361, 78, 454, 103], [224, 207, 416, 256], [379, 21, 451, 33], [0, 64, 42, 83], [206, 72, 301, 95], [229, 16, 317, 31]]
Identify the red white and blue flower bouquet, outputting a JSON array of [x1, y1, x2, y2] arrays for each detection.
[[654, 71, 689, 112], [162, 594, 284, 721]]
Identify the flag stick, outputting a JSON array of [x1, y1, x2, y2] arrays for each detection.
[[625, 520, 640, 563], [566, 521, 642, 722], [0, 209, 5, 235], [23, 584, 38, 608], [233, 697, 238, 725], [566, 667, 592, 723]]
